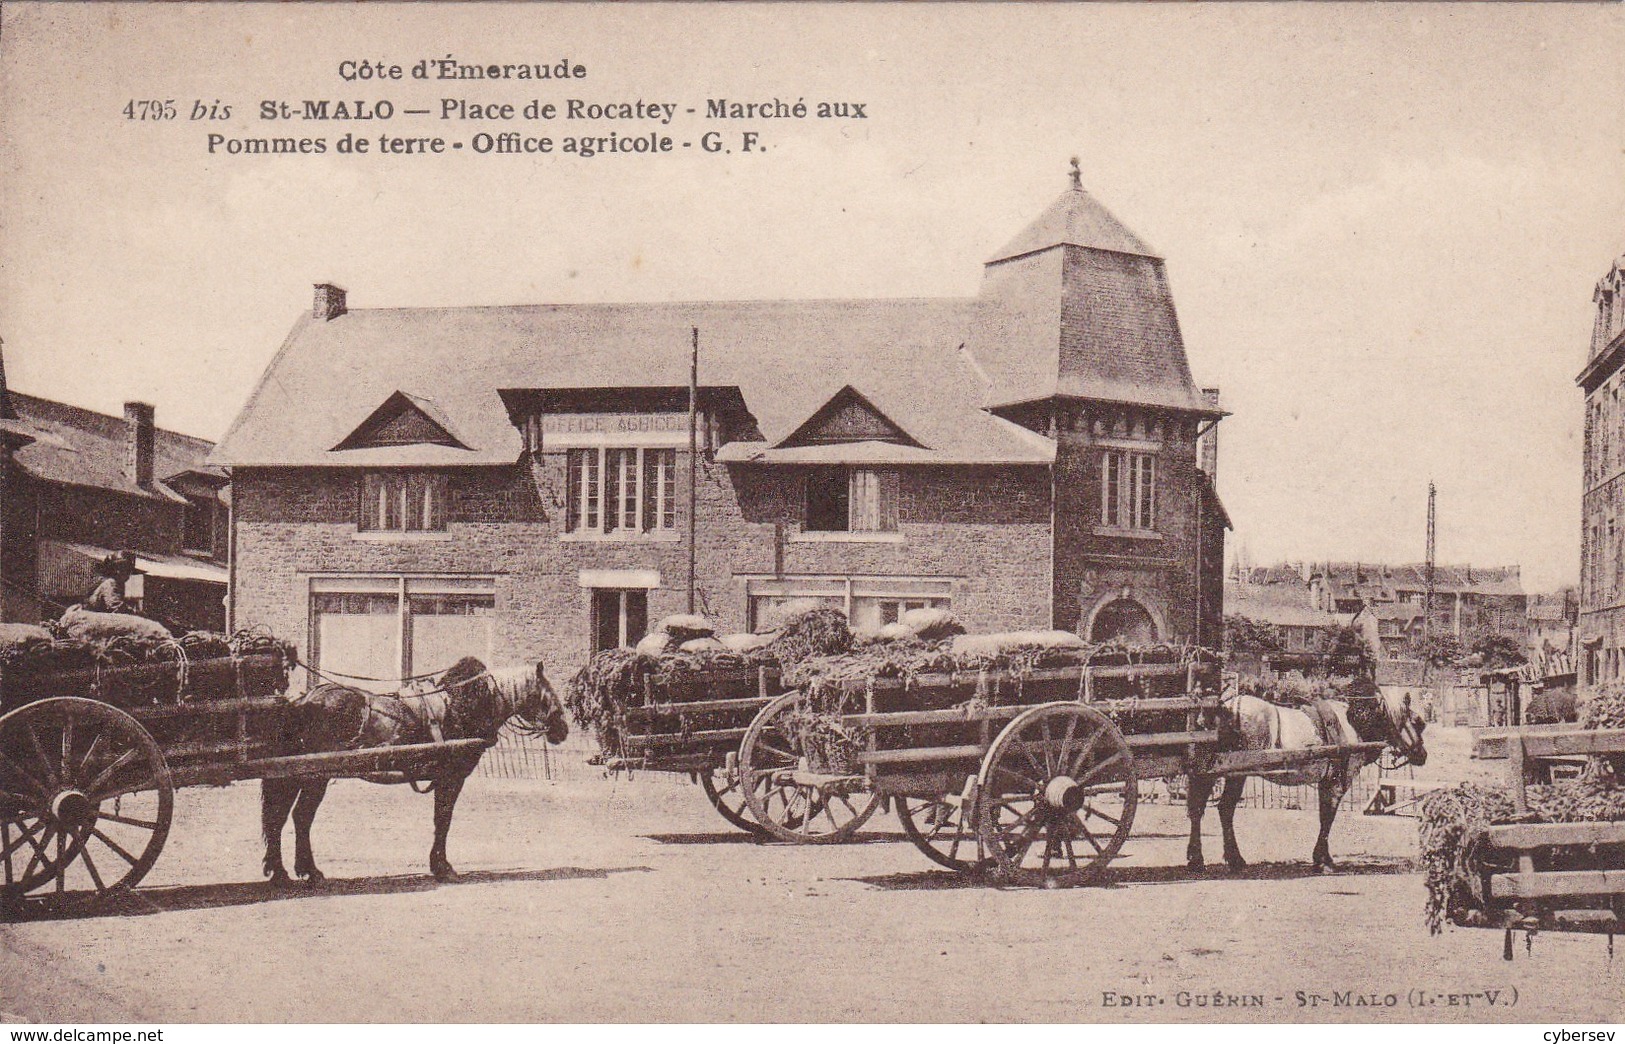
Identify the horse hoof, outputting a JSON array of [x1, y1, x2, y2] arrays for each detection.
[[266, 869, 292, 887], [299, 869, 326, 885], [1225, 857, 1248, 871], [1186, 857, 1205, 873], [432, 866, 460, 883]]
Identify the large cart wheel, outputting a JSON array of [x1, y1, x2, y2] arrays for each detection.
[[975, 702, 1136, 888], [740, 691, 880, 844], [1, 698, 173, 907], [698, 757, 767, 837], [897, 787, 986, 873]]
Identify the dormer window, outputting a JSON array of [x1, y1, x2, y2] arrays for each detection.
[[566, 447, 676, 536], [361, 472, 447, 532]]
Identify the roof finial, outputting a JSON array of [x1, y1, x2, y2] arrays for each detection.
[[1068, 156, 1082, 191]]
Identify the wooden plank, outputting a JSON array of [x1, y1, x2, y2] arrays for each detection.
[[160, 738, 278, 759], [862, 744, 986, 766], [169, 738, 491, 786], [1474, 727, 1625, 760], [622, 695, 774, 718], [10, 654, 287, 688], [835, 661, 1198, 693], [626, 727, 749, 746], [1508, 733, 1529, 814], [843, 695, 1214, 729], [869, 771, 959, 796], [129, 697, 289, 721], [650, 668, 781, 686], [1489, 869, 1625, 899], [1485, 821, 1625, 848], [1126, 730, 1218, 749]]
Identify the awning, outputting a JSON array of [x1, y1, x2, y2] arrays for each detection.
[[134, 554, 226, 584], [47, 540, 226, 586]]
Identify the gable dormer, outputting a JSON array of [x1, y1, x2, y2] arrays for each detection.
[[777, 385, 923, 449], [332, 390, 470, 452]]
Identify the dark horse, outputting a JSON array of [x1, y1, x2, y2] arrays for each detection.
[[262, 657, 569, 884], [1185, 681, 1428, 873]]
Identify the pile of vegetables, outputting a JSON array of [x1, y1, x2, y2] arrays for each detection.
[[1, 620, 296, 706], [1419, 686, 1625, 933], [564, 606, 856, 755]]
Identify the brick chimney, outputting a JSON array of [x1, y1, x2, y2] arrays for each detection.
[[124, 401, 155, 488], [1199, 387, 1221, 477], [313, 283, 347, 321]]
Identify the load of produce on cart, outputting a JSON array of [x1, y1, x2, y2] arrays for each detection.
[[780, 632, 1222, 776], [564, 604, 857, 758], [0, 613, 295, 708], [1419, 687, 1625, 937]]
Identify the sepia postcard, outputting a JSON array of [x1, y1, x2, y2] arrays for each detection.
[[1, 0, 1623, 1029]]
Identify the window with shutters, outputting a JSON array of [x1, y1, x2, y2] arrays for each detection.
[[803, 468, 899, 535], [565, 447, 677, 537]]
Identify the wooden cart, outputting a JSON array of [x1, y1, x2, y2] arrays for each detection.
[[1468, 724, 1625, 956], [607, 662, 880, 838], [0, 654, 492, 909], [738, 652, 1383, 884]]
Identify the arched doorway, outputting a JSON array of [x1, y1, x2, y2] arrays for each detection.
[[1089, 598, 1158, 645]]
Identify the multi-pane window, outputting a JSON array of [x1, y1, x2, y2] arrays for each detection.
[[1101, 450, 1156, 531], [804, 468, 899, 533], [566, 448, 676, 535], [360, 472, 447, 532]]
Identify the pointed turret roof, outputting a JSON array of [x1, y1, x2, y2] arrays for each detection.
[[987, 159, 1159, 265]]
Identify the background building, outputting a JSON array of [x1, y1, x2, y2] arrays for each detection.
[[1578, 251, 1625, 686], [0, 344, 229, 630], [214, 172, 1230, 684], [1235, 559, 1527, 657]]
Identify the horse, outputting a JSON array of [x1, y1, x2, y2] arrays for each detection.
[[1184, 682, 1428, 873], [262, 656, 569, 884]]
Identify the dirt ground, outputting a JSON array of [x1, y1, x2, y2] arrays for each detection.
[[2, 725, 1621, 1024]]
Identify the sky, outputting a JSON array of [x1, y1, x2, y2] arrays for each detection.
[[1, 3, 1621, 592]]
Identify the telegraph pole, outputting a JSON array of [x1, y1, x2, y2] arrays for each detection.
[[1424, 481, 1437, 644], [687, 327, 698, 614]]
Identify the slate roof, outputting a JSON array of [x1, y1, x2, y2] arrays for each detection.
[[214, 178, 1216, 469], [8, 392, 219, 503], [1225, 582, 1350, 629], [213, 298, 1058, 468], [974, 183, 1210, 415], [987, 182, 1158, 263]]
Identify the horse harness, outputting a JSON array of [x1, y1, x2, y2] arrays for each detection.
[[349, 689, 451, 746]]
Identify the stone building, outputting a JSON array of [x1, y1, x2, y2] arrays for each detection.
[[1578, 252, 1625, 686], [0, 345, 229, 629], [213, 171, 1229, 684]]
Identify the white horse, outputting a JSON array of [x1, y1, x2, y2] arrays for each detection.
[[1186, 684, 1428, 872]]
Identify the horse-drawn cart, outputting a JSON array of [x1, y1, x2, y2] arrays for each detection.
[[738, 648, 1390, 885], [0, 647, 495, 909], [1465, 724, 1625, 956]]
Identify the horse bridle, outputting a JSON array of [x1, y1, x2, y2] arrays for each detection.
[[1350, 692, 1422, 770]]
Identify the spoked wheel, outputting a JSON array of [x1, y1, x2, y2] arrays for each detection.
[[1, 698, 173, 908], [698, 757, 767, 836], [896, 788, 987, 872], [976, 702, 1136, 888], [740, 691, 880, 844]]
